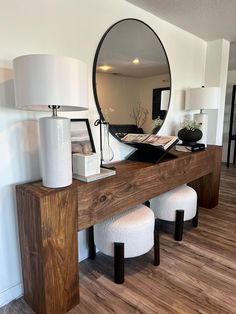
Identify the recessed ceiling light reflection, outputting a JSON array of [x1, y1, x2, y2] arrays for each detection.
[[98, 65, 112, 71], [132, 58, 140, 64]]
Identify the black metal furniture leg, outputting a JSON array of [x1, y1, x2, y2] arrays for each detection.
[[227, 85, 236, 167], [227, 140, 231, 167], [175, 210, 184, 241], [233, 140, 236, 164], [114, 242, 124, 284], [154, 221, 160, 266], [88, 226, 96, 259]]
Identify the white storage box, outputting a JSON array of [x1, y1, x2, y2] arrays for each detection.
[[73, 153, 100, 177]]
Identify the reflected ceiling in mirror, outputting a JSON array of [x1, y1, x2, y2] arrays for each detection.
[[93, 19, 171, 139]]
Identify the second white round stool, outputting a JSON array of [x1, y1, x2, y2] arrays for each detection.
[[150, 185, 198, 241]]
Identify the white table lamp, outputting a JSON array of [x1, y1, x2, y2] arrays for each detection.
[[160, 90, 170, 111], [13, 54, 88, 188], [185, 86, 220, 146]]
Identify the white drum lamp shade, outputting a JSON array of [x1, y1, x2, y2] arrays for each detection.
[[13, 54, 88, 188], [185, 87, 220, 110], [185, 86, 220, 146]]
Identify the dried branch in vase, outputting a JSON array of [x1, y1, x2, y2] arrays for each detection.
[[130, 102, 149, 128]]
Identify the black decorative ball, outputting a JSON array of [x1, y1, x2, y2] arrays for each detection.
[[178, 128, 202, 145]]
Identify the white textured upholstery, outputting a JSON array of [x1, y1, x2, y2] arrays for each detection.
[[150, 185, 197, 222], [94, 204, 154, 258]]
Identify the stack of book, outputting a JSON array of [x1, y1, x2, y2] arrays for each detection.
[[175, 143, 205, 152], [121, 133, 179, 150]]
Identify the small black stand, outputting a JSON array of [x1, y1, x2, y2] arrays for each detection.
[[127, 141, 178, 163], [94, 118, 116, 170]]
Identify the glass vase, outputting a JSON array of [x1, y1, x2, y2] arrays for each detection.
[[102, 122, 114, 163]]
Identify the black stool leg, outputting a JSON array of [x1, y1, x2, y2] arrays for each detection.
[[114, 242, 124, 284], [154, 221, 160, 266], [192, 204, 199, 228], [233, 140, 236, 164], [175, 210, 184, 241], [88, 226, 96, 259], [143, 200, 150, 207]]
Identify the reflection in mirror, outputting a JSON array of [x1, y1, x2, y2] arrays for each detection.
[[93, 19, 171, 140]]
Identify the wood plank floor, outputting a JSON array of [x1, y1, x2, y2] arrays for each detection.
[[1, 163, 236, 314]]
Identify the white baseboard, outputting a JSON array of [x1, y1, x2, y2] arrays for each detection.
[[0, 254, 89, 309], [0, 283, 23, 308], [0, 251, 97, 308]]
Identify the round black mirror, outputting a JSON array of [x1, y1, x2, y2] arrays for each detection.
[[93, 18, 171, 140]]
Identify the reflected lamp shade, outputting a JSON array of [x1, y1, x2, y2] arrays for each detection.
[[185, 87, 220, 110], [13, 54, 88, 188], [160, 90, 170, 110]]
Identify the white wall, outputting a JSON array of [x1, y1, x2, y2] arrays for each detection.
[[139, 74, 170, 133], [204, 39, 230, 146], [222, 70, 236, 162], [0, 0, 208, 307], [97, 73, 170, 133], [97, 73, 140, 125]]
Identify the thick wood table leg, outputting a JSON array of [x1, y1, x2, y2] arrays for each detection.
[[16, 186, 79, 314], [189, 146, 222, 209]]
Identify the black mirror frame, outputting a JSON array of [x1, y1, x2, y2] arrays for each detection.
[[92, 18, 172, 141]]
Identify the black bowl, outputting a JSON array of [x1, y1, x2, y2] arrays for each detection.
[[178, 128, 202, 145]]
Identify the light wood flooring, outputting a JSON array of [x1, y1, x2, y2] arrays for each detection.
[[1, 163, 236, 314]]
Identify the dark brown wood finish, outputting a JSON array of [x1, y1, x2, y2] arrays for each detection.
[[15, 145, 222, 314], [189, 144, 222, 208], [77, 145, 222, 230], [16, 187, 79, 314], [3, 162, 235, 314]]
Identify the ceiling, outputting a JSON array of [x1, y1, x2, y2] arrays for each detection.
[[126, 0, 236, 70], [97, 19, 170, 78]]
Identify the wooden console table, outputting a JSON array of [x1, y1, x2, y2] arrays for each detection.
[[16, 145, 222, 314]]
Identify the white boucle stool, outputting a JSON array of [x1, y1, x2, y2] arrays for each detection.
[[93, 204, 160, 284], [150, 185, 198, 241]]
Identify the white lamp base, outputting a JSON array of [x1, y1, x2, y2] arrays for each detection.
[[194, 113, 208, 146], [39, 116, 72, 188]]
